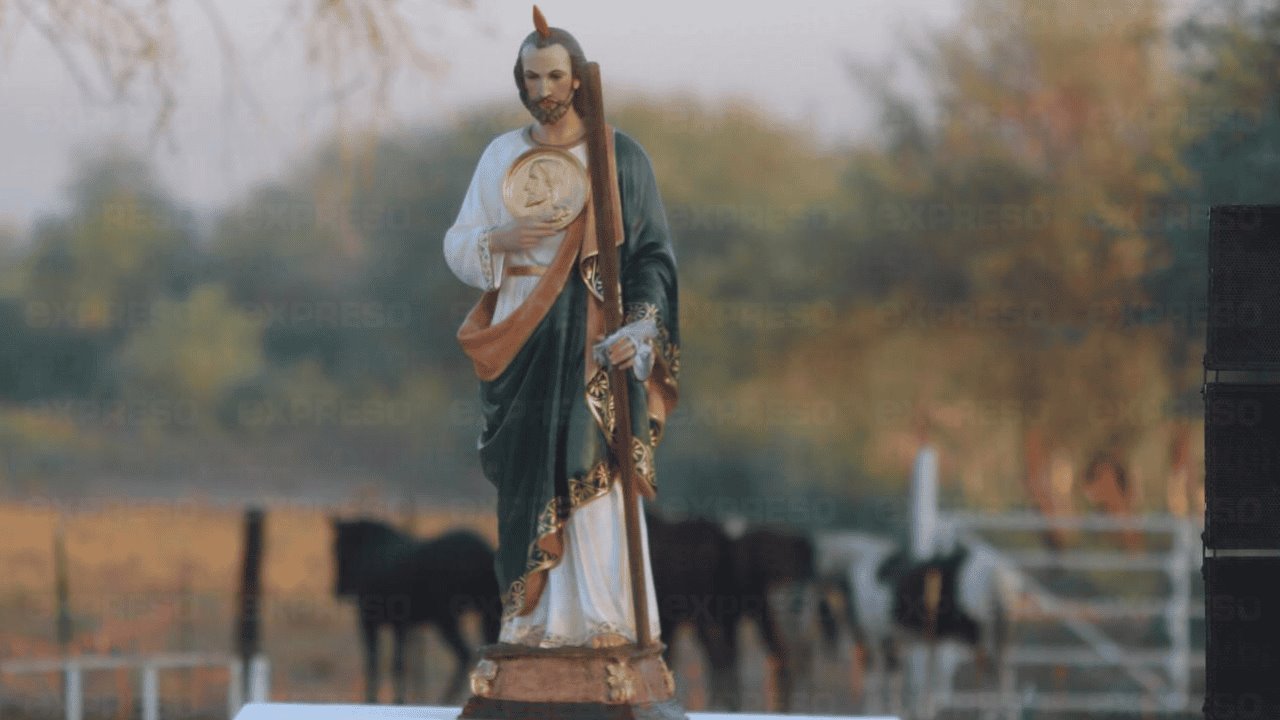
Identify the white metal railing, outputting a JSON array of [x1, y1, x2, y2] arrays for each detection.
[[942, 511, 1191, 533], [946, 689, 1200, 715], [1007, 646, 1206, 667], [1, 652, 270, 720], [939, 512, 1203, 716], [995, 549, 1172, 571]]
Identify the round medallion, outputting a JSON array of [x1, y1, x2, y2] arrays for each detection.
[[502, 147, 590, 230]]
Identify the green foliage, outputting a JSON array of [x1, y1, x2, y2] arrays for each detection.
[[3, 0, 1275, 519], [208, 114, 515, 391], [113, 284, 264, 430], [811, 0, 1192, 506], [1, 150, 199, 402], [0, 298, 105, 401], [1150, 0, 1280, 387], [611, 100, 844, 303], [23, 149, 198, 327]]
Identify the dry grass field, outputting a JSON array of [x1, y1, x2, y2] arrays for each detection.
[[0, 500, 499, 712], [0, 500, 847, 718]]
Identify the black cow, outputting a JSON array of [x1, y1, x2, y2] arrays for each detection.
[[646, 512, 740, 709], [647, 512, 817, 712], [331, 519, 501, 705], [729, 524, 817, 712]]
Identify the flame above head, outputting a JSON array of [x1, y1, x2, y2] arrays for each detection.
[[533, 5, 551, 39]]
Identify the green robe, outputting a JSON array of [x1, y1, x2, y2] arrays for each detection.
[[470, 130, 680, 619]]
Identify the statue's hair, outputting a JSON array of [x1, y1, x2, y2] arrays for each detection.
[[513, 25, 589, 118]]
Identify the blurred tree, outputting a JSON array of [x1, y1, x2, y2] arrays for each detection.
[[23, 150, 199, 320], [0, 299, 102, 400], [207, 115, 507, 391], [9, 149, 199, 399], [0, 0, 473, 139], [210, 179, 354, 378], [347, 114, 514, 379], [1, 2, 1237, 522], [1150, 0, 1280, 401], [824, 0, 1184, 510], [113, 283, 264, 430], [611, 101, 843, 303]]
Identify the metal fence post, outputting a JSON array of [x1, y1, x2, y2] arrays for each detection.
[[1166, 520, 1192, 706], [248, 655, 269, 702], [227, 657, 244, 719], [141, 664, 159, 720], [64, 663, 82, 720]]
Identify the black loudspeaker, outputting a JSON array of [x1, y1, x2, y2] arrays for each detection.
[[1205, 205, 1280, 719], [1204, 557, 1280, 719], [1204, 384, 1280, 549], [1207, 205, 1280, 370]]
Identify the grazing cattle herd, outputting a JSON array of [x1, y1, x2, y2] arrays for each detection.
[[332, 510, 1019, 714]]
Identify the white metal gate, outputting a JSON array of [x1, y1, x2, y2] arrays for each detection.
[[937, 512, 1203, 717]]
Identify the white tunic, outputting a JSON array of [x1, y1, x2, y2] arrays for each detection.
[[444, 127, 662, 648]]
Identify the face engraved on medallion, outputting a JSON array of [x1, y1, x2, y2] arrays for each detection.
[[503, 148, 588, 230], [523, 159, 556, 207]]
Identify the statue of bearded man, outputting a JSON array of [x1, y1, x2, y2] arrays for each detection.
[[444, 12, 680, 650]]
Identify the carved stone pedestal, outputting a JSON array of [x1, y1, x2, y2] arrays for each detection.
[[458, 643, 686, 720]]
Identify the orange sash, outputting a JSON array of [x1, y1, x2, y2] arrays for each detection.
[[457, 211, 585, 381]]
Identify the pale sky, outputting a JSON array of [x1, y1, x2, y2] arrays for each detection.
[[0, 1, 962, 236]]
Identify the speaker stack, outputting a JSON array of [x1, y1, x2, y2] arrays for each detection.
[[1204, 205, 1280, 719]]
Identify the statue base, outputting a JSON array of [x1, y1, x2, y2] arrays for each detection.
[[458, 643, 687, 720]]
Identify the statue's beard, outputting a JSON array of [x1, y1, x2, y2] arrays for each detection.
[[526, 91, 574, 125]]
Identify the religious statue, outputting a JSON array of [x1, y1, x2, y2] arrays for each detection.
[[445, 7, 684, 719]]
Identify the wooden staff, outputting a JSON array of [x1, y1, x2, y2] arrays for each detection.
[[580, 61, 652, 649]]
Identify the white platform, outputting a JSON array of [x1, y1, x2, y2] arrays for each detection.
[[233, 703, 897, 720]]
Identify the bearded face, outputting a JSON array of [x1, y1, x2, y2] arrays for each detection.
[[525, 92, 574, 125], [520, 43, 579, 126]]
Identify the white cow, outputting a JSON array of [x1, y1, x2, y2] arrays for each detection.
[[812, 531, 1020, 720]]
